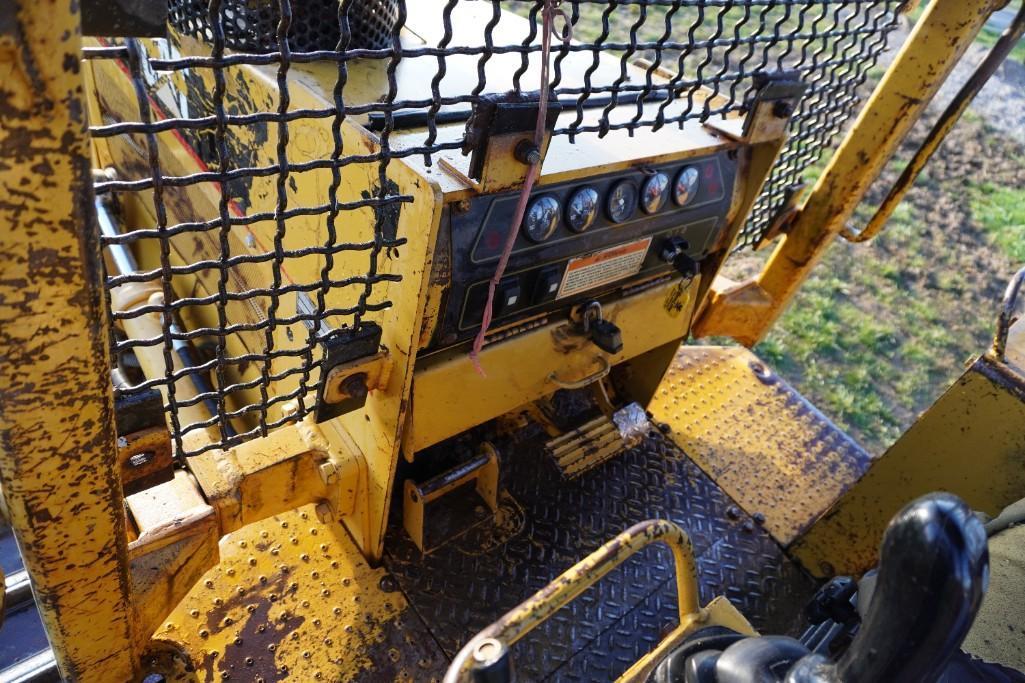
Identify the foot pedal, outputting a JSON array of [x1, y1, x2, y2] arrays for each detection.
[[403, 444, 500, 553], [545, 403, 651, 478]]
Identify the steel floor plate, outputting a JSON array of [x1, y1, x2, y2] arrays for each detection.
[[384, 431, 818, 681]]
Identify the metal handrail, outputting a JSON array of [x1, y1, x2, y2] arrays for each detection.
[[842, 0, 1025, 243], [443, 519, 703, 683], [993, 266, 1025, 361]]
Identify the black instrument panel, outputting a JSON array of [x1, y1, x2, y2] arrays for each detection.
[[427, 152, 738, 350]]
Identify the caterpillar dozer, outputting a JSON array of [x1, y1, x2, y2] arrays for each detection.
[[2, 0, 1025, 681]]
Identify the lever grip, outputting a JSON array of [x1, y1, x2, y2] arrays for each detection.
[[835, 493, 989, 683]]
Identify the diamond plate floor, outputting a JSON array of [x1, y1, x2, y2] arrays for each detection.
[[384, 431, 818, 681]]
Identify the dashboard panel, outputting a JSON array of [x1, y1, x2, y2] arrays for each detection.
[[426, 152, 738, 350]]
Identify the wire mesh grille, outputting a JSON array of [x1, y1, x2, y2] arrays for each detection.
[[84, 0, 904, 457]]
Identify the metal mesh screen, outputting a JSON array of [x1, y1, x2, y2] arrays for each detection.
[[83, 0, 904, 457]]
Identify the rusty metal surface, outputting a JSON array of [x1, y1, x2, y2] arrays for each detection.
[[385, 432, 817, 681], [0, 1, 137, 679], [148, 504, 447, 682], [648, 346, 873, 547], [793, 353, 1025, 578]]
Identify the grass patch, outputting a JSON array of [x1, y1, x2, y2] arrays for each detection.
[[968, 183, 1025, 263]]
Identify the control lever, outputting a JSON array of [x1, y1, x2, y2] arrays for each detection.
[[581, 302, 623, 354], [660, 236, 700, 278], [650, 493, 990, 683]]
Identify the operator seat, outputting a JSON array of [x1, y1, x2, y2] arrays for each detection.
[[650, 493, 1023, 683], [959, 498, 1025, 673]]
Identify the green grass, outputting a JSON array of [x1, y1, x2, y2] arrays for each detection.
[[968, 183, 1025, 263]]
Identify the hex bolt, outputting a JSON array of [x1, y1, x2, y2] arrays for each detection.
[[318, 460, 338, 485]]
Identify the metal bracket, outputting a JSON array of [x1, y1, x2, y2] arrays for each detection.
[[113, 377, 175, 494], [296, 286, 387, 423], [451, 91, 562, 194], [403, 444, 500, 553], [706, 71, 806, 145]]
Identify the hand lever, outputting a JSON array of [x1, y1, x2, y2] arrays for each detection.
[[833, 493, 989, 682]]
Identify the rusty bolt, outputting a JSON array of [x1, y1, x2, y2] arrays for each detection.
[[514, 139, 542, 165], [340, 373, 369, 401]]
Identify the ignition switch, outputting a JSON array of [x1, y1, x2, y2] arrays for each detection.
[[660, 236, 700, 278], [579, 301, 623, 355]]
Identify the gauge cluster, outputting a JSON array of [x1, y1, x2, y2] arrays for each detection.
[[429, 152, 737, 350], [472, 157, 727, 263]]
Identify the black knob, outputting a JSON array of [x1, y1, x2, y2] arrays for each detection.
[[660, 236, 700, 278]]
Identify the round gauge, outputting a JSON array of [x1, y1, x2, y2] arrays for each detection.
[[673, 166, 700, 206], [606, 180, 638, 224], [566, 187, 600, 233], [641, 172, 670, 214], [521, 195, 561, 243]]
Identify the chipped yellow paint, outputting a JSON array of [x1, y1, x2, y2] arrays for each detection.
[[649, 346, 873, 546], [408, 277, 699, 453], [150, 504, 437, 682], [0, 1, 138, 680]]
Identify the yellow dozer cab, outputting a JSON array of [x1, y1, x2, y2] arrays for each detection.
[[1, 0, 1025, 681]]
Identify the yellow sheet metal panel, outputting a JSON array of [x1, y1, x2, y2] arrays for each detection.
[[0, 1, 137, 679], [791, 356, 1025, 578], [649, 346, 872, 546], [148, 503, 444, 682], [409, 278, 699, 452]]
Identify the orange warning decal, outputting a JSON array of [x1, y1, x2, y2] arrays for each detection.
[[557, 237, 652, 299]]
